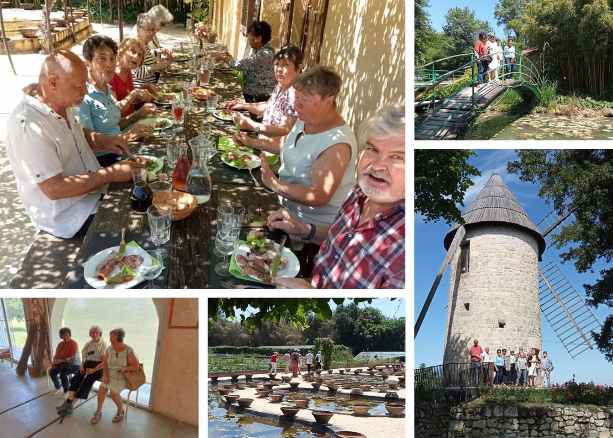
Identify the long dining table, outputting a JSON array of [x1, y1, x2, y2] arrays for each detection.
[[48, 43, 309, 289]]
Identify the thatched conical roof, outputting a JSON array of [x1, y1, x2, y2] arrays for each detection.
[[443, 174, 546, 255]]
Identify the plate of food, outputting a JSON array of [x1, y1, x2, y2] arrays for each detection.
[[220, 150, 261, 170], [167, 63, 191, 75], [83, 243, 159, 289], [217, 136, 254, 153], [192, 87, 215, 101], [136, 117, 174, 131], [172, 54, 191, 63], [154, 92, 177, 106], [212, 109, 234, 123], [229, 231, 300, 284]]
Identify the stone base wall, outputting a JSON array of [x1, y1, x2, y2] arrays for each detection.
[[416, 402, 613, 438]]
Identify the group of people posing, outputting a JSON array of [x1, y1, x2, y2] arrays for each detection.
[[7, 7, 405, 289], [270, 350, 323, 375], [48, 326, 140, 425], [469, 340, 554, 388], [473, 32, 517, 84]]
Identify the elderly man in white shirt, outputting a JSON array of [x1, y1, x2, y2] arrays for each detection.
[[6, 50, 138, 239]]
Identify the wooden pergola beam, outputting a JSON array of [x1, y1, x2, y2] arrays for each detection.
[[0, 2, 17, 74]]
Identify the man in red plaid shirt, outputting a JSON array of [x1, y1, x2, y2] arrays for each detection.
[[268, 104, 405, 288]]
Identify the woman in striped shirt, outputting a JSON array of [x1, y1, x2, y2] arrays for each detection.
[[132, 13, 170, 88]]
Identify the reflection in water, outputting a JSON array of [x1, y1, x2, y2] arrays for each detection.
[[208, 390, 333, 437]]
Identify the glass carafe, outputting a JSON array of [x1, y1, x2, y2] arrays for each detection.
[[186, 140, 213, 204], [130, 167, 153, 212], [172, 143, 191, 192]]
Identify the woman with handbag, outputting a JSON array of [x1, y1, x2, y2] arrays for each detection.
[[91, 328, 141, 425]]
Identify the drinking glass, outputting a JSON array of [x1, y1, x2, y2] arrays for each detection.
[[214, 205, 245, 277], [149, 180, 172, 194], [172, 97, 185, 126], [207, 94, 219, 112], [147, 205, 172, 246], [166, 142, 180, 170]]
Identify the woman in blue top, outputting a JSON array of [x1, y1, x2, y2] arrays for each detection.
[[494, 349, 505, 385], [79, 35, 156, 166]]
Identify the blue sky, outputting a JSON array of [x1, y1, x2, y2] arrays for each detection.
[[414, 150, 613, 385], [427, 0, 507, 38]]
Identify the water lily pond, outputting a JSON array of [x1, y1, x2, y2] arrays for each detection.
[[209, 390, 334, 437], [464, 112, 613, 140]]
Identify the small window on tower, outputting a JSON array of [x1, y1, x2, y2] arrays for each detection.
[[498, 320, 506, 329], [460, 241, 470, 273]]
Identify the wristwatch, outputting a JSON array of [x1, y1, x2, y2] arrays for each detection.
[[255, 125, 263, 135], [305, 223, 316, 241]]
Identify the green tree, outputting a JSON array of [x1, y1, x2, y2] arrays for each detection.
[[415, 0, 433, 65], [415, 150, 481, 224], [442, 7, 492, 58], [494, 0, 527, 37], [209, 298, 371, 328], [508, 149, 613, 362], [518, 0, 613, 95]]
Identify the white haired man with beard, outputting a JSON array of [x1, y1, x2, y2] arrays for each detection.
[[266, 104, 405, 288]]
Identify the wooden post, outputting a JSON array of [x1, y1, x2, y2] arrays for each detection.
[[117, 0, 123, 41], [0, 2, 17, 74], [42, 0, 53, 53], [313, 0, 328, 65], [16, 299, 52, 377]]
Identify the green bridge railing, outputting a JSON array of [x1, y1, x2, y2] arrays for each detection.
[[415, 52, 541, 113]]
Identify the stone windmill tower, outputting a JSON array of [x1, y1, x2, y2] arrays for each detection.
[[441, 173, 546, 363], [415, 173, 602, 364]]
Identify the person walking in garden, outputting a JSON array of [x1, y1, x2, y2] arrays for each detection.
[[270, 351, 278, 374], [541, 351, 554, 387], [306, 350, 314, 374], [315, 351, 322, 370], [473, 32, 489, 84], [469, 339, 482, 386], [283, 352, 291, 372]]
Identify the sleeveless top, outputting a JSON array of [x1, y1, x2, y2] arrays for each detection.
[[278, 120, 357, 225]]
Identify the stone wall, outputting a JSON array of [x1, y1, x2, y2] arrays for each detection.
[[416, 402, 613, 438], [444, 225, 542, 364]]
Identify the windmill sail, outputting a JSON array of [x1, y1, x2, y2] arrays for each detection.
[[538, 262, 601, 359]]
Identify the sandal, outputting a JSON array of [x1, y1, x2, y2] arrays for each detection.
[[112, 410, 125, 423], [90, 411, 102, 425]]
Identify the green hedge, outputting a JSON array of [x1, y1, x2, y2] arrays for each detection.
[[209, 345, 314, 356]]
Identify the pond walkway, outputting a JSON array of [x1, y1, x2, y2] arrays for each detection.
[[415, 80, 519, 140]]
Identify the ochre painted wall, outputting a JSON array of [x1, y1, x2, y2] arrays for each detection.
[[318, 0, 405, 130], [151, 299, 199, 426], [213, 0, 405, 131]]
